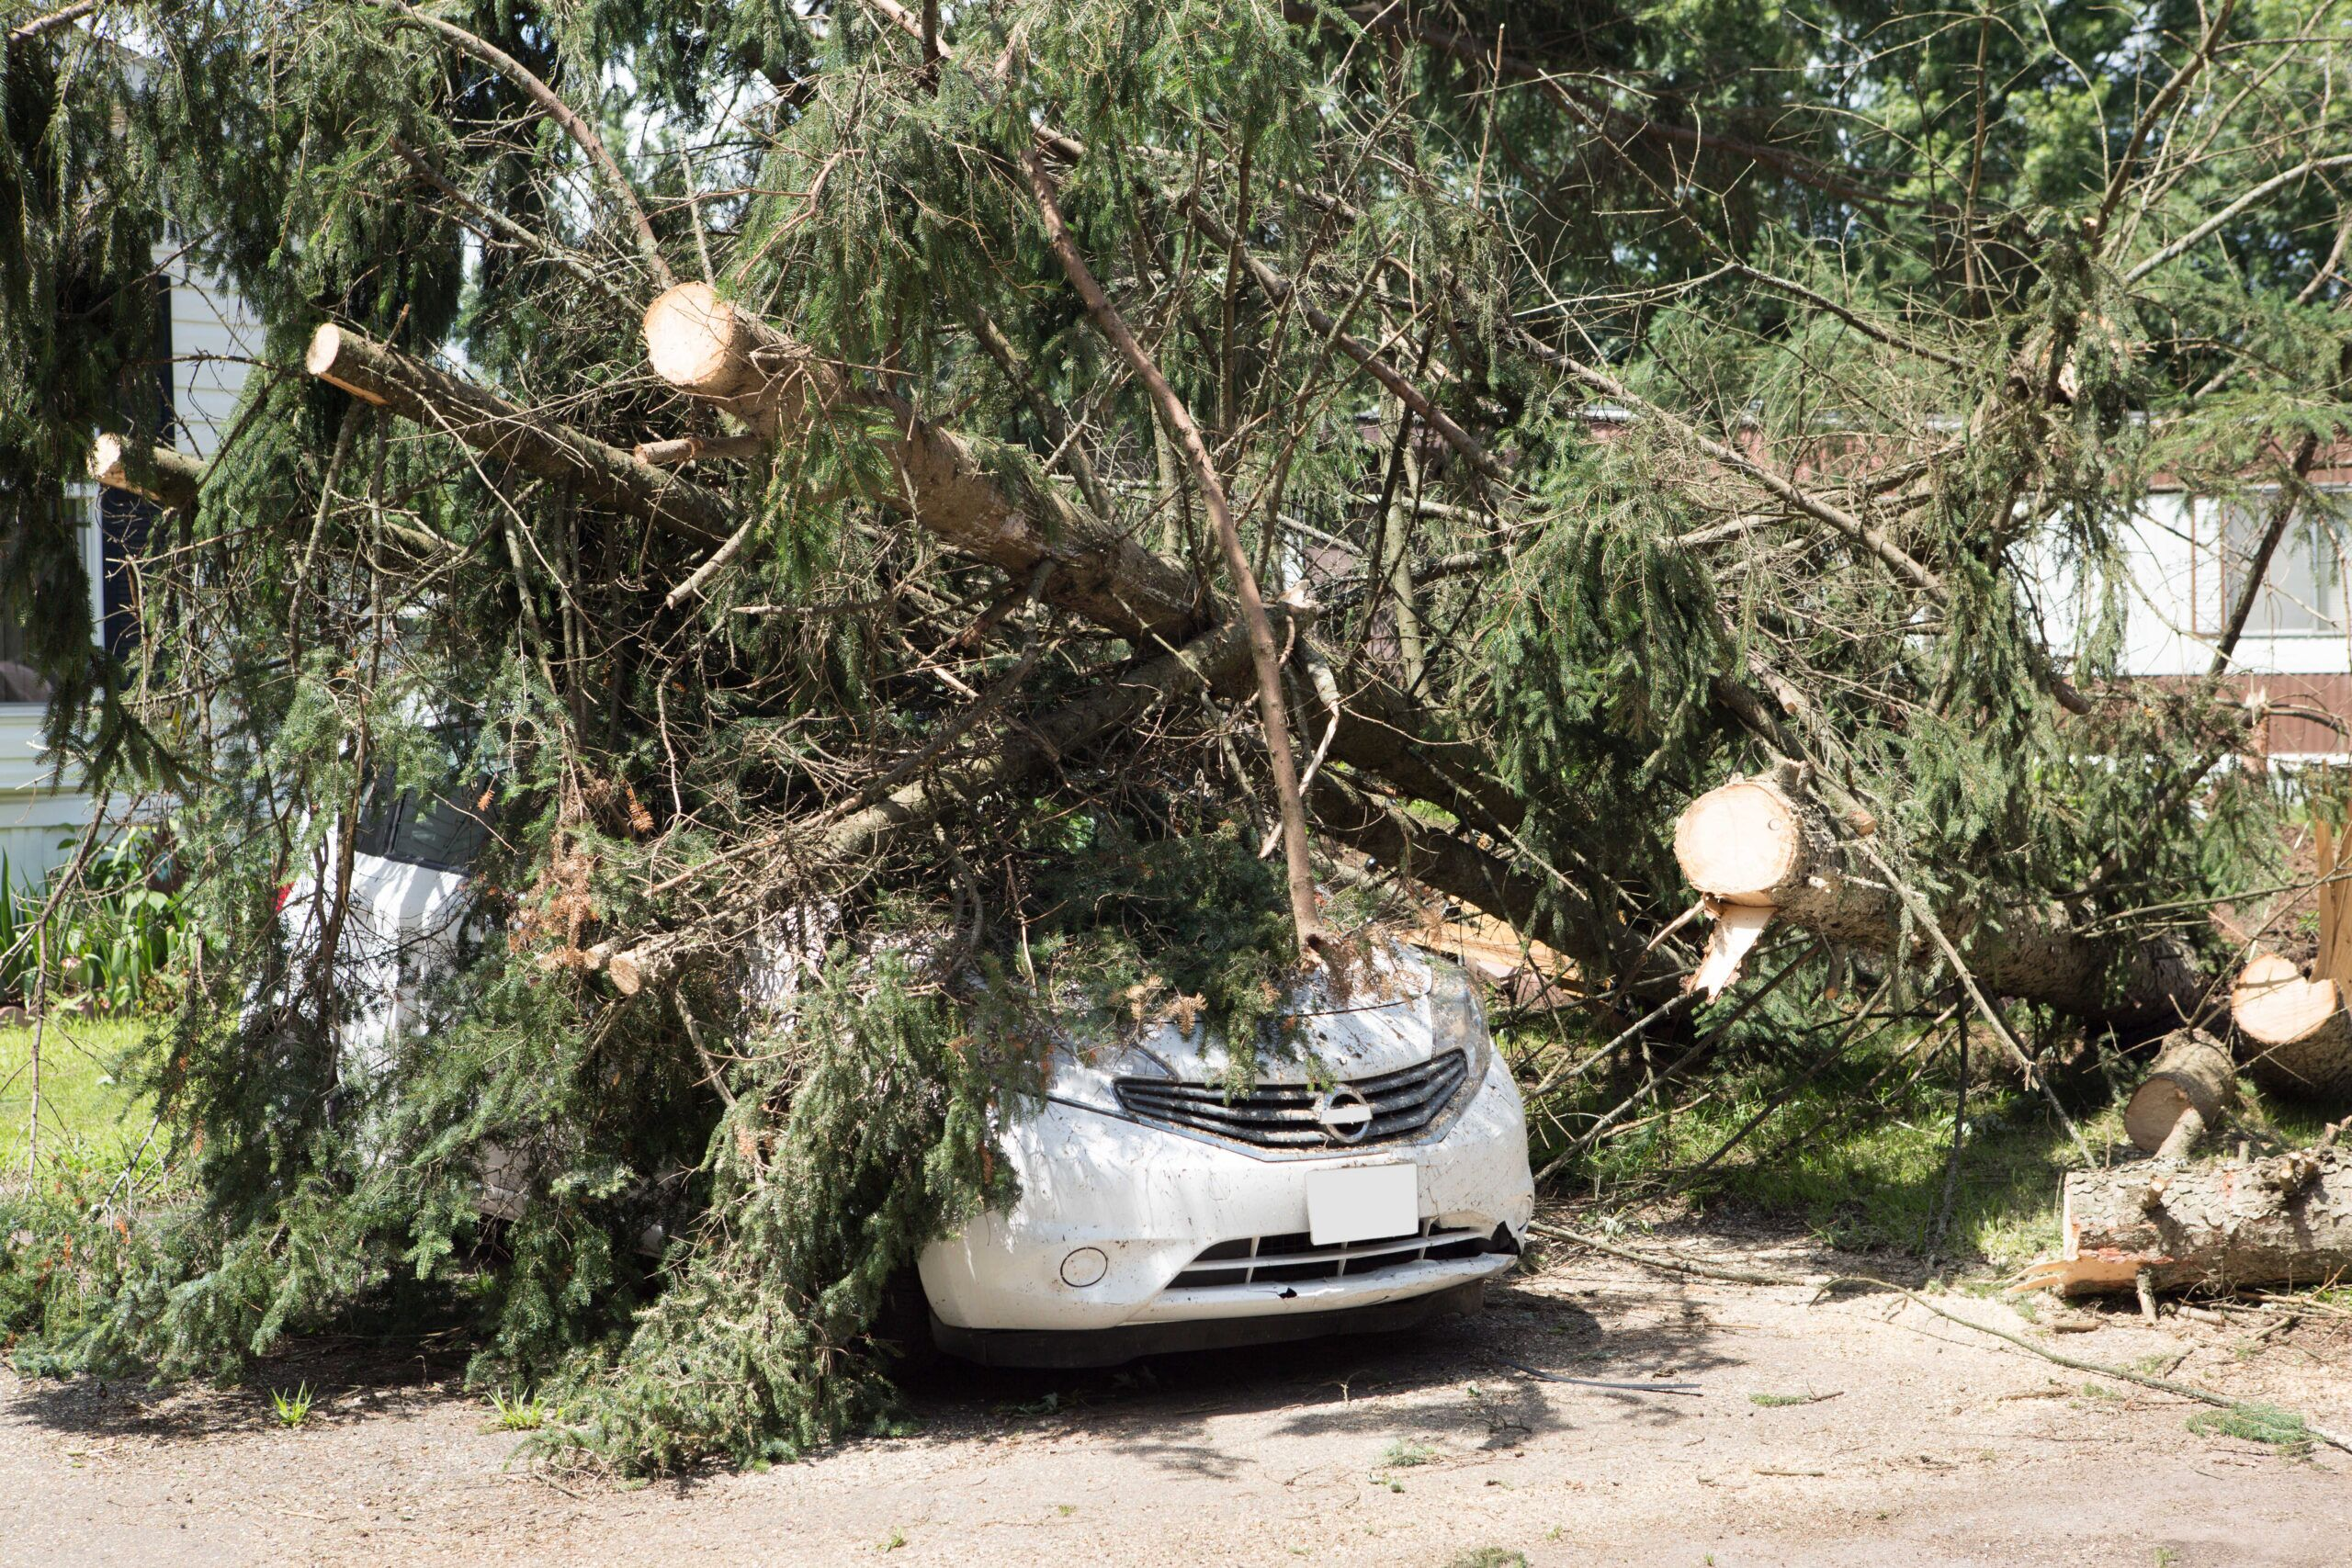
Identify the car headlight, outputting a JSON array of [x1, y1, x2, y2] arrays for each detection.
[[1045, 1043, 1125, 1114], [1425, 959, 1496, 1086]]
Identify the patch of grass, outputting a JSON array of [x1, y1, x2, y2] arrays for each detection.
[[1378, 1438, 1440, 1468], [1449, 1551, 1529, 1568], [487, 1387, 548, 1432], [270, 1382, 316, 1428], [2187, 1401, 2314, 1455], [1514, 1022, 2128, 1270], [875, 1529, 907, 1551], [0, 1017, 152, 1164]]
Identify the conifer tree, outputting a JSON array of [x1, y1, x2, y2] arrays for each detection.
[[2, 0, 2346, 1465]]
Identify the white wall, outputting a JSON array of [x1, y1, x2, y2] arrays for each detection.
[[2035, 490, 2352, 680], [0, 253, 261, 893]]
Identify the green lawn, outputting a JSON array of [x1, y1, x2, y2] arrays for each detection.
[[0, 1017, 153, 1166], [1515, 1022, 2337, 1274]]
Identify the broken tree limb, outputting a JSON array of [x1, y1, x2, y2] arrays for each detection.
[[639, 281, 1591, 954], [639, 281, 1203, 645], [2018, 1143, 2352, 1297], [1672, 767, 2200, 1028], [608, 613, 1285, 985], [88, 434, 205, 512], [2231, 952, 2352, 1099], [2124, 1029, 2237, 1155], [1021, 145, 1323, 952], [633, 434, 768, 467], [304, 323, 733, 543]]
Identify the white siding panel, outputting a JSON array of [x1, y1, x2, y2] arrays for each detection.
[[162, 251, 265, 459]]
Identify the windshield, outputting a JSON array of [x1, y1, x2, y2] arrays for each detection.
[[353, 775, 491, 874]]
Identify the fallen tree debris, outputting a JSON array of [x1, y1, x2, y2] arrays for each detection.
[[2123, 1029, 2237, 1156], [2014, 1134, 2352, 1298]]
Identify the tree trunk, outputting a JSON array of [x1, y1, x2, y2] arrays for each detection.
[[2124, 1029, 2235, 1154], [88, 434, 204, 512], [305, 323, 735, 543], [2231, 952, 2352, 1099], [638, 286, 1563, 885], [640, 282, 1203, 646], [2020, 1145, 2352, 1295], [1672, 768, 2201, 1027]]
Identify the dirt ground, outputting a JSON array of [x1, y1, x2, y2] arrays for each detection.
[[5, 1222, 2348, 1567]]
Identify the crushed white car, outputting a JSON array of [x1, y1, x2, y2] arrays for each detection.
[[287, 767, 1533, 1367]]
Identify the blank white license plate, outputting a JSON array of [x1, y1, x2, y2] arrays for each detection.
[[1306, 1163, 1419, 1247]]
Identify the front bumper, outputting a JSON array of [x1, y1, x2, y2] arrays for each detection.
[[916, 1048, 1533, 1339]]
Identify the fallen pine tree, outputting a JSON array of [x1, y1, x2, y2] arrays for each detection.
[[6, 0, 2345, 1475]]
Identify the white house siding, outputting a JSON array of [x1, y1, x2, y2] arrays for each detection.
[[0, 253, 261, 890]]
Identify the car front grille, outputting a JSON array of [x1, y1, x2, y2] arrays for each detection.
[[1112, 1050, 1470, 1150], [1168, 1218, 1498, 1289]]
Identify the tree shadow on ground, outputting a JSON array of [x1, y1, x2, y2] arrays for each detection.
[[888, 1255, 1758, 1478], [6, 1327, 474, 1445]]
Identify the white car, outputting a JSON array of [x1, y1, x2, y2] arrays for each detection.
[[920, 955, 1533, 1366], [291, 770, 1534, 1367]]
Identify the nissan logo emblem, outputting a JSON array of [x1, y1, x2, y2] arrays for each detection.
[[1313, 1086, 1374, 1143]]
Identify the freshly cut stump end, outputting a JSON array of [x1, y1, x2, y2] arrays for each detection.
[[2122, 1029, 2236, 1154], [2232, 951, 2352, 1099], [1672, 778, 1804, 901]]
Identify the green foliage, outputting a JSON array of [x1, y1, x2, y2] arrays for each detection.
[[269, 1381, 316, 1428], [5, 0, 2344, 1483], [2187, 1401, 2314, 1455], [1020, 819, 1306, 1085], [555, 954, 1032, 1472]]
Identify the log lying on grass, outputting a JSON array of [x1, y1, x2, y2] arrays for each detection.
[[2232, 952, 2352, 1100], [88, 433, 205, 512], [2017, 1141, 2352, 1296], [1671, 766, 2201, 1028], [2123, 1029, 2236, 1156]]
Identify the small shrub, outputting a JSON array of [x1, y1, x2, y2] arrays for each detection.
[[487, 1387, 548, 1431], [270, 1382, 316, 1428]]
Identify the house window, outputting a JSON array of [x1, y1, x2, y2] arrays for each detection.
[[2213, 491, 2349, 637], [0, 491, 107, 707]]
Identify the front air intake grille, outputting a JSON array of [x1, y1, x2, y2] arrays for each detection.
[[1112, 1051, 1470, 1150], [1168, 1218, 1497, 1289]]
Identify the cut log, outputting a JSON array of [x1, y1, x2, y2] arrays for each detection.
[[88, 434, 204, 512], [1672, 766, 2200, 1027], [640, 282, 1201, 645], [2017, 1145, 2352, 1296], [2232, 952, 2352, 1099], [306, 323, 733, 543], [2123, 1029, 2236, 1154]]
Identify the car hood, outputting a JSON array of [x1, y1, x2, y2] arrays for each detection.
[[1073, 942, 1444, 1088]]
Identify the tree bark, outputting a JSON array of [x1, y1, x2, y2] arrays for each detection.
[[634, 434, 768, 467], [2124, 1029, 2236, 1154], [1672, 768, 2201, 1027], [88, 434, 204, 512], [640, 282, 1203, 645], [2021, 1145, 2352, 1295], [305, 323, 734, 543], [2232, 951, 2352, 1099]]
